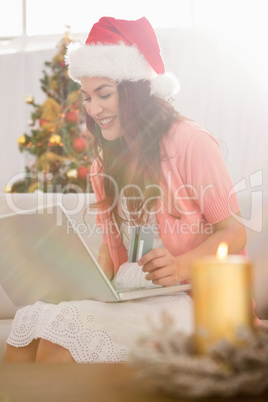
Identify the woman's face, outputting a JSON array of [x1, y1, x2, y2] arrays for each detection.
[[81, 77, 121, 141]]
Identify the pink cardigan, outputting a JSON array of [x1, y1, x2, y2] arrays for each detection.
[[91, 119, 243, 275]]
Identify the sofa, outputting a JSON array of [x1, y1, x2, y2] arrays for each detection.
[[1, 192, 267, 362]]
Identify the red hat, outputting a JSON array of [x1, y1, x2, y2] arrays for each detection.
[[66, 17, 180, 100]]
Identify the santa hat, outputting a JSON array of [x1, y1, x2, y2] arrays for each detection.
[[66, 16, 180, 100]]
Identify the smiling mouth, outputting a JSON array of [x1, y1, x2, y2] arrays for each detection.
[[97, 117, 116, 127]]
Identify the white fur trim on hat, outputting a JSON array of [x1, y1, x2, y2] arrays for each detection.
[[66, 42, 180, 100], [150, 73, 180, 99], [66, 41, 156, 83]]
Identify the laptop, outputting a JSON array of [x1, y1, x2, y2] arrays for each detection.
[[0, 203, 191, 316]]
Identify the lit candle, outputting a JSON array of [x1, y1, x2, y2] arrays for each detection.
[[192, 242, 254, 354]]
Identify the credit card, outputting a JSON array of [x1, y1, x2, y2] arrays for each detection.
[[128, 226, 154, 262]]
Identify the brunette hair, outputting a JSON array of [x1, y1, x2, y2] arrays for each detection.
[[86, 80, 179, 228]]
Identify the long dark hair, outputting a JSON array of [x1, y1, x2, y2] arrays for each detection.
[[86, 80, 179, 228]]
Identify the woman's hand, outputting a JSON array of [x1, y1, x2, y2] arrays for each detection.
[[138, 248, 181, 287]]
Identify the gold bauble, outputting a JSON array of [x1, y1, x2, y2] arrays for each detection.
[[25, 95, 34, 104], [17, 134, 27, 145], [66, 169, 78, 179], [49, 134, 61, 145], [4, 185, 12, 193]]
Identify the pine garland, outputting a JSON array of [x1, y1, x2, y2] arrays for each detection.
[[130, 312, 268, 398]]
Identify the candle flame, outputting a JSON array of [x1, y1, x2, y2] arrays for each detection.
[[217, 242, 228, 259]]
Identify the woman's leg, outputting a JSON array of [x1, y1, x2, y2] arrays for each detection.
[[35, 339, 75, 363], [4, 339, 75, 363], [4, 339, 40, 362]]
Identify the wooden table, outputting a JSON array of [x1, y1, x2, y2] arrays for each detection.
[[0, 363, 267, 402]]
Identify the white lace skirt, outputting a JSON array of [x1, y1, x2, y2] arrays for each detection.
[[6, 263, 194, 363]]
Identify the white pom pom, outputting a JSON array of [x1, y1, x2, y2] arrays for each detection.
[[150, 73, 180, 100]]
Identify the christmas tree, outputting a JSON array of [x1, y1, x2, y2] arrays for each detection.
[[9, 29, 94, 193]]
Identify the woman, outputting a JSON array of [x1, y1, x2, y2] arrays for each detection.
[[4, 17, 246, 363]]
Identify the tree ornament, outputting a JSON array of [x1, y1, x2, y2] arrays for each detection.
[[4, 185, 12, 193], [72, 137, 86, 153], [17, 134, 27, 145], [66, 169, 78, 179], [49, 134, 62, 145], [39, 118, 47, 127], [78, 166, 89, 180], [25, 95, 34, 104], [66, 111, 79, 123]]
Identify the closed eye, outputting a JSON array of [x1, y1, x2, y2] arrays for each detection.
[[100, 94, 111, 99], [83, 94, 111, 102]]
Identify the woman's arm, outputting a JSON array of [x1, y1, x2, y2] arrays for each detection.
[[98, 243, 114, 281], [139, 214, 247, 287]]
